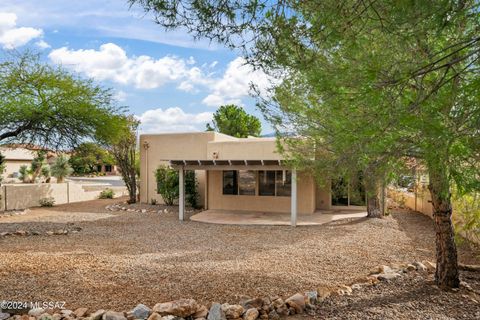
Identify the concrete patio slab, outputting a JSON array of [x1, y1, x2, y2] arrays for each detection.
[[190, 209, 368, 226]]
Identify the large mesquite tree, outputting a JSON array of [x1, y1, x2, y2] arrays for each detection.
[[130, 0, 480, 288], [0, 52, 126, 150]]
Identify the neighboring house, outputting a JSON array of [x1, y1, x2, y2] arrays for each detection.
[[0, 146, 36, 180], [140, 132, 366, 225], [0, 145, 56, 181], [96, 164, 119, 175]]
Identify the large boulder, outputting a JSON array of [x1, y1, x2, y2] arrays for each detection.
[[240, 298, 263, 310], [153, 299, 198, 318], [193, 306, 208, 319], [221, 304, 244, 319], [412, 261, 427, 272], [90, 310, 106, 320], [74, 308, 89, 318], [285, 293, 305, 314], [28, 309, 45, 317], [243, 308, 258, 320], [131, 304, 151, 320], [207, 303, 226, 320], [146, 313, 162, 320], [103, 311, 127, 320], [377, 272, 401, 281]]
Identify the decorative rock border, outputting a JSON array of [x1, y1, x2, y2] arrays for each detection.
[[105, 204, 196, 215], [1, 260, 474, 320], [0, 227, 81, 238]]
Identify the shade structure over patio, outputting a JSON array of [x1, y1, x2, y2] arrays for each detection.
[[169, 160, 298, 226]]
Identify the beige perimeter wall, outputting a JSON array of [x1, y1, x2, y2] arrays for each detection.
[[0, 183, 127, 211]]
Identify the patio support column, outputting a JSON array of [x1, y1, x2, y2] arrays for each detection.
[[291, 168, 297, 227], [179, 167, 185, 221]]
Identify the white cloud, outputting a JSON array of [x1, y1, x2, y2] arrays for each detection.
[[0, 12, 43, 49], [113, 90, 128, 102], [49, 43, 212, 90], [49, 42, 273, 107], [202, 57, 272, 107], [137, 107, 213, 133], [35, 39, 51, 49]]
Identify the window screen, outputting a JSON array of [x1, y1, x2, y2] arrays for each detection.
[[223, 171, 238, 195], [238, 170, 256, 195], [259, 171, 275, 196], [275, 170, 291, 196]]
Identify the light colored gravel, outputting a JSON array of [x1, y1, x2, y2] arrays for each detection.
[[0, 199, 478, 312]]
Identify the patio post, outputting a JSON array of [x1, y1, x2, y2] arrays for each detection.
[[179, 167, 185, 221], [291, 168, 297, 227]]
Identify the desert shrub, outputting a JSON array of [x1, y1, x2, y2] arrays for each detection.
[[453, 191, 480, 243], [39, 197, 55, 207], [155, 166, 199, 207], [99, 188, 115, 199], [155, 165, 179, 205], [185, 170, 200, 209], [51, 155, 73, 183]]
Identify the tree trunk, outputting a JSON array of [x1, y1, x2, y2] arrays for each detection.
[[428, 166, 459, 288], [127, 167, 137, 204], [365, 174, 382, 218]]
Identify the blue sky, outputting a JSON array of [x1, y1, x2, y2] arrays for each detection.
[[0, 0, 273, 134]]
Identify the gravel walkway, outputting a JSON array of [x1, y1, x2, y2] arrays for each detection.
[[0, 200, 478, 312]]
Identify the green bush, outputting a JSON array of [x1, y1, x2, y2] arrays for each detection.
[[155, 166, 200, 207], [155, 165, 179, 205], [185, 170, 200, 209], [39, 197, 55, 207], [99, 188, 115, 199]]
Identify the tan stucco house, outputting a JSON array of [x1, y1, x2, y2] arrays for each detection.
[[140, 132, 366, 226], [0, 146, 36, 180]]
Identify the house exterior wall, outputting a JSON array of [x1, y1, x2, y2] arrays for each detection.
[[207, 170, 317, 214], [139, 133, 214, 204], [3, 160, 32, 179], [316, 181, 332, 210], [139, 132, 337, 213]]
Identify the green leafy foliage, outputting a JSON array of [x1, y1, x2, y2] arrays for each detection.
[[155, 166, 199, 207], [206, 104, 261, 138], [39, 197, 55, 207], [69, 142, 115, 175], [155, 165, 179, 206], [0, 51, 127, 150], [99, 188, 115, 199], [18, 165, 30, 183], [50, 155, 73, 183], [100, 117, 139, 203]]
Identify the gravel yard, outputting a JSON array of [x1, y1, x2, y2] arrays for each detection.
[[0, 199, 479, 313]]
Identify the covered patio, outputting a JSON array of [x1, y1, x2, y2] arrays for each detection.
[[190, 208, 368, 226]]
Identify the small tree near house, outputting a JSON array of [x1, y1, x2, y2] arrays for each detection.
[[105, 116, 139, 204]]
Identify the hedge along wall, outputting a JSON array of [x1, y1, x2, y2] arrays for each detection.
[[0, 183, 128, 211]]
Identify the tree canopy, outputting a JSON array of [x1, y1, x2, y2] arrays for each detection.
[[206, 104, 261, 138], [0, 51, 127, 150], [69, 142, 115, 175], [130, 0, 480, 288]]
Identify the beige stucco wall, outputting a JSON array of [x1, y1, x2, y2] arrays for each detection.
[[316, 181, 331, 210], [139, 132, 219, 205], [139, 132, 336, 212], [207, 138, 281, 160], [1, 183, 127, 211], [207, 170, 317, 214], [2, 160, 32, 179]]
